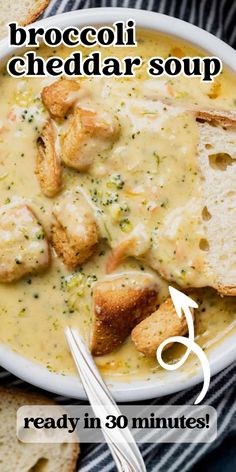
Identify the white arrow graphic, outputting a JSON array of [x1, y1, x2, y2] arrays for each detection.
[[156, 286, 210, 405]]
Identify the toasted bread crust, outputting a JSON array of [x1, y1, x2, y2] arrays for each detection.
[[0, 1, 50, 39], [20, 1, 50, 26], [90, 274, 158, 356], [41, 79, 80, 119], [214, 285, 236, 296], [196, 110, 236, 128], [132, 297, 190, 357], [36, 119, 62, 198]]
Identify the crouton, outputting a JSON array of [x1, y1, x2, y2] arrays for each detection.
[[0, 204, 50, 282], [51, 189, 99, 269], [61, 108, 120, 171], [131, 297, 190, 357], [41, 78, 80, 119], [36, 119, 62, 198], [90, 273, 158, 356]]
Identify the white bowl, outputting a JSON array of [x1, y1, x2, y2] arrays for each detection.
[[0, 8, 235, 401]]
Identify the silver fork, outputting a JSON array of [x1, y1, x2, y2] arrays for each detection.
[[65, 327, 147, 472]]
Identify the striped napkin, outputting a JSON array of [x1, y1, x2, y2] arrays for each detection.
[[1, 1, 236, 471]]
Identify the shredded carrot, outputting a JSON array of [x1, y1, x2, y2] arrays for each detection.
[[167, 83, 175, 97], [106, 239, 134, 273], [7, 110, 16, 122], [175, 240, 187, 262], [150, 205, 159, 214], [170, 47, 185, 58], [207, 81, 221, 99], [7, 110, 17, 122], [0, 125, 9, 134]]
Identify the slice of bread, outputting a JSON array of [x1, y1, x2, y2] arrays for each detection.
[[146, 103, 236, 296], [0, 0, 49, 39], [196, 110, 236, 295], [0, 387, 79, 472]]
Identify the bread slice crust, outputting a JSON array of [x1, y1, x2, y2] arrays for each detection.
[[0, 1, 50, 38], [0, 387, 79, 472]]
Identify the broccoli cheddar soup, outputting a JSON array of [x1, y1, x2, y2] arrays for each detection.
[[0, 30, 236, 381]]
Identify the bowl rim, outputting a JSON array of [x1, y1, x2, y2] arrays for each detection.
[[0, 336, 235, 401], [0, 7, 235, 70], [0, 7, 235, 401]]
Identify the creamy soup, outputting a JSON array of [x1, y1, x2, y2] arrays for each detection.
[[0, 30, 236, 380]]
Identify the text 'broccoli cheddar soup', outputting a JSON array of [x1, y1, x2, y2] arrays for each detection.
[[0, 29, 236, 382]]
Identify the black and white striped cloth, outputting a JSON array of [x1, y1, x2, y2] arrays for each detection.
[[1, 1, 236, 471], [41, 0, 236, 48]]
